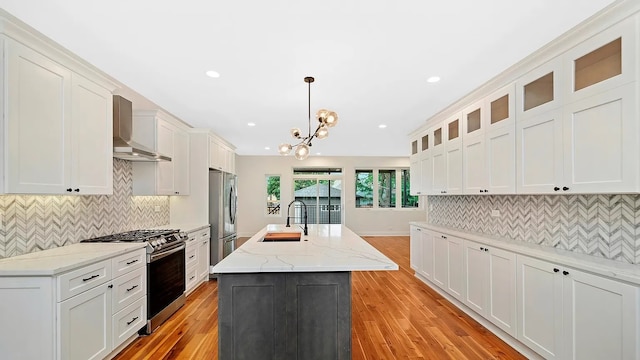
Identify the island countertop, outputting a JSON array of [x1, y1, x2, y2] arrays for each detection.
[[212, 224, 398, 273]]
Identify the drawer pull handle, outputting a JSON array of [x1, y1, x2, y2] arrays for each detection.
[[553, 268, 560, 273], [189, 255, 195, 259], [203, 241, 208, 244], [126, 285, 139, 292], [82, 274, 100, 282], [126, 259, 139, 265], [126, 316, 139, 326], [190, 276, 196, 280], [563, 270, 570, 275]]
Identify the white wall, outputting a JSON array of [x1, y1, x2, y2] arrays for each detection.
[[236, 155, 427, 237]]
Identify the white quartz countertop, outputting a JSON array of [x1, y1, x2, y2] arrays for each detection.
[[153, 223, 209, 233], [411, 221, 640, 286], [0, 243, 146, 277], [212, 224, 398, 273]]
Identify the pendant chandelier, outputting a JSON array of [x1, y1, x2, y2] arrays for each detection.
[[278, 76, 338, 160]]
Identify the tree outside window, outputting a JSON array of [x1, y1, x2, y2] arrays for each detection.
[[355, 170, 373, 208], [378, 170, 396, 208], [266, 175, 280, 215]]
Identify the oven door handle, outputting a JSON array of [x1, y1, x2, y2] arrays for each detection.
[[149, 243, 186, 262]]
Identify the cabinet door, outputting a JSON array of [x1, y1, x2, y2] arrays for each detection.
[[463, 132, 487, 194], [486, 125, 516, 194], [409, 226, 423, 272], [445, 114, 463, 194], [6, 39, 71, 194], [420, 229, 434, 280], [209, 138, 224, 170], [432, 236, 448, 290], [431, 125, 446, 194], [487, 247, 516, 337], [420, 151, 432, 195], [156, 122, 175, 195], [58, 282, 112, 360], [409, 156, 421, 195], [463, 241, 488, 314], [516, 255, 563, 359], [516, 57, 563, 119], [562, 267, 639, 360], [173, 127, 190, 195], [562, 83, 637, 193], [516, 109, 564, 194], [446, 236, 464, 302], [71, 74, 113, 194], [198, 236, 210, 280]]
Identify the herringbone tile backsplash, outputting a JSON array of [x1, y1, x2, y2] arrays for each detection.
[[0, 159, 169, 259], [428, 195, 640, 264]]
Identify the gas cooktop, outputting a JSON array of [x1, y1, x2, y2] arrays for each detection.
[[81, 229, 180, 243]]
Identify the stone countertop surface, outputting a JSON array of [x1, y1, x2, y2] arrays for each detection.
[[212, 224, 398, 273], [410, 221, 640, 286], [0, 242, 146, 277], [153, 223, 209, 233]]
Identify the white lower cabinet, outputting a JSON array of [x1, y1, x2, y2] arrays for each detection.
[[410, 225, 640, 360], [516, 254, 639, 360], [431, 232, 464, 302], [185, 227, 211, 295], [463, 241, 516, 337], [0, 247, 146, 360], [58, 282, 112, 360]]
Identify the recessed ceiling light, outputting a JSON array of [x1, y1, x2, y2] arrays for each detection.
[[264, 146, 271, 150], [427, 76, 441, 83], [247, 122, 256, 127], [316, 152, 322, 156], [379, 124, 387, 129], [206, 70, 220, 78]]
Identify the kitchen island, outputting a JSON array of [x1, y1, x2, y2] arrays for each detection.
[[211, 224, 398, 360]]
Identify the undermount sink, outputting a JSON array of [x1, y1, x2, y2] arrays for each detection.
[[262, 232, 302, 242]]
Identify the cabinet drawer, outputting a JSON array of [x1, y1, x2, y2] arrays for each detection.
[[57, 260, 111, 302], [185, 267, 198, 292], [197, 228, 210, 240], [111, 249, 146, 279], [185, 243, 198, 268], [112, 266, 146, 314], [112, 295, 146, 349]]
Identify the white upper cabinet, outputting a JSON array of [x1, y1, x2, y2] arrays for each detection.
[[409, 130, 431, 196], [485, 85, 516, 194], [209, 136, 236, 174], [516, 57, 564, 119], [3, 37, 114, 195], [431, 114, 462, 195], [462, 100, 486, 194], [132, 112, 190, 196]]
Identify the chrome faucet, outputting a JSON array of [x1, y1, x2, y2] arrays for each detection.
[[285, 200, 308, 235]]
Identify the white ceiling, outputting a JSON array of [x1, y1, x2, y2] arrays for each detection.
[[0, 0, 616, 157]]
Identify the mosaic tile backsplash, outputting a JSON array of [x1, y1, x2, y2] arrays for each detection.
[[428, 194, 640, 265], [0, 159, 170, 259]]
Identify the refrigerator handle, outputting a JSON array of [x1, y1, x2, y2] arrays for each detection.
[[229, 185, 237, 225]]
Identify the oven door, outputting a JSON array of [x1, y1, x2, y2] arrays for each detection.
[[145, 243, 186, 334]]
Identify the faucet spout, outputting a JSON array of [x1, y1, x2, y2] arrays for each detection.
[[285, 200, 308, 235]]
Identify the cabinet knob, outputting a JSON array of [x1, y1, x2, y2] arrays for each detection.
[[441, 235, 447, 239], [74, 188, 79, 192], [562, 187, 569, 191], [484, 248, 488, 252], [553, 187, 560, 191], [66, 188, 73, 192], [480, 247, 484, 250], [553, 268, 560, 273], [484, 189, 488, 193], [563, 270, 569, 275], [108, 284, 113, 289]]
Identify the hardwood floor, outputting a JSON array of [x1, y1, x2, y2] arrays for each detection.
[[114, 236, 525, 360]]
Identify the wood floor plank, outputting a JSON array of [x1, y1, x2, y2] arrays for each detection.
[[114, 235, 525, 359]]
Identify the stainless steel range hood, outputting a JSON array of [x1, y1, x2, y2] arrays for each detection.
[[113, 95, 171, 162]]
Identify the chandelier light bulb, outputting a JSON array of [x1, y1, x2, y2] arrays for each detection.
[[324, 111, 338, 127], [316, 109, 330, 123], [290, 127, 301, 139], [278, 143, 292, 155], [315, 125, 329, 139], [294, 144, 310, 160]]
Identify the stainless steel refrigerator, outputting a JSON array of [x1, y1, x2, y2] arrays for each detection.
[[209, 170, 237, 277]]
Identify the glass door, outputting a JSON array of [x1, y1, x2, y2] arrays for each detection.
[[292, 168, 343, 225]]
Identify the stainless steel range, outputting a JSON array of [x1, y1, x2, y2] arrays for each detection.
[[82, 229, 187, 334]]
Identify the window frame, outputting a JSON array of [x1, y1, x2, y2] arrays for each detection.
[[265, 174, 282, 217], [354, 167, 420, 210]]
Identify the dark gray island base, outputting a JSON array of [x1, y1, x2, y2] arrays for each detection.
[[218, 272, 351, 360]]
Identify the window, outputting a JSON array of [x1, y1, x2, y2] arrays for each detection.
[[293, 168, 343, 224], [266, 175, 280, 215], [355, 168, 418, 209], [355, 170, 373, 208]]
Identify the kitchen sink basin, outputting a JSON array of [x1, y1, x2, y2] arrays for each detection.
[[262, 232, 302, 242]]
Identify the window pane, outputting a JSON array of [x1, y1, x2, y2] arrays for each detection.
[[355, 170, 373, 208], [401, 169, 418, 208], [266, 175, 280, 215], [378, 170, 396, 208]]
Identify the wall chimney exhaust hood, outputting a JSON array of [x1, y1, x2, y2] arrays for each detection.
[[113, 95, 171, 162]]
